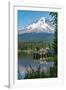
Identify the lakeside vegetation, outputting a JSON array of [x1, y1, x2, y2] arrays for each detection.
[[18, 41, 52, 51]]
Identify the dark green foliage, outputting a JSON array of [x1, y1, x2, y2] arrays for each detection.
[[50, 12, 58, 55], [25, 71, 46, 79], [50, 66, 57, 77], [18, 41, 48, 51], [49, 12, 58, 77], [50, 60, 57, 77]]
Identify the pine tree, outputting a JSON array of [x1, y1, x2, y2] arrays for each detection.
[[50, 12, 58, 55]]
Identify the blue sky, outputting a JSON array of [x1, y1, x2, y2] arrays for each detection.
[[18, 10, 52, 30]]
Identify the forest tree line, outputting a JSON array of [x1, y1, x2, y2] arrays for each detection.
[[18, 41, 52, 51]]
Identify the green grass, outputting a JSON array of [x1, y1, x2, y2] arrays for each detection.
[[46, 56, 57, 61]]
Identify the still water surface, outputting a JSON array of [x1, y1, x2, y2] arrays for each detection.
[[18, 52, 54, 79]]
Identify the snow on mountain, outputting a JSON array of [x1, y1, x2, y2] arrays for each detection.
[[18, 17, 55, 34]]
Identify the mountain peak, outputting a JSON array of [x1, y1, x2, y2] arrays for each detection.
[[39, 17, 46, 22], [18, 17, 55, 34]]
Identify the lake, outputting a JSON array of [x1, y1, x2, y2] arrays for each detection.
[[18, 52, 55, 79]]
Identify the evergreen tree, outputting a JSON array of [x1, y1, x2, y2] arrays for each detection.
[[50, 12, 58, 55]]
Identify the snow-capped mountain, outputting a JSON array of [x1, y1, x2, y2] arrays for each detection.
[[18, 17, 55, 34]]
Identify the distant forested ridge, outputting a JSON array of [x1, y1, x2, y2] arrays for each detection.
[[18, 33, 54, 43]]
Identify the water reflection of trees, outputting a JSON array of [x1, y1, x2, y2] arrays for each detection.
[[18, 61, 57, 79]]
